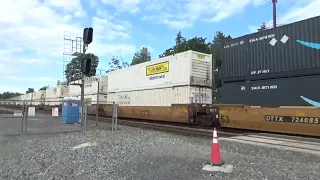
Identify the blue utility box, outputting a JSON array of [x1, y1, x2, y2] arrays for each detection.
[[61, 97, 81, 124]]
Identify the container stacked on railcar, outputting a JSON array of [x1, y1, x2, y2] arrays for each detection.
[[32, 90, 46, 106], [91, 50, 220, 126], [218, 15, 320, 107], [107, 50, 213, 105], [75, 75, 109, 104], [67, 75, 108, 104], [45, 85, 69, 109]]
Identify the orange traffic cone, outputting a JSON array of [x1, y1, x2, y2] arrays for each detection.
[[210, 127, 224, 166]]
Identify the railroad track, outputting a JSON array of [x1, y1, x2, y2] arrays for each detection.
[[2, 107, 320, 156], [84, 116, 320, 156], [86, 116, 320, 156]]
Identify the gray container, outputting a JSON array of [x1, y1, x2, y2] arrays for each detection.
[[219, 75, 320, 107], [221, 16, 320, 82]]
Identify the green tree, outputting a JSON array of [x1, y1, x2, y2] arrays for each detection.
[[39, 86, 49, 91], [159, 32, 211, 58], [106, 56, 129, 73], [25, 88, 34, 94], [130, 47, 151, 65], [159, 48, 174, 58], [257, 22, 268, 32], [0, 92, 22, 100], [210, 31, 232, 68], [210, 31, 232, 103], [175, 31, 186, 45], [57, 80, 61, 86], [65, 53, 99, 82]]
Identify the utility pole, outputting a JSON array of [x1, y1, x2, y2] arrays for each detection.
[[272, 0, 277, 28]]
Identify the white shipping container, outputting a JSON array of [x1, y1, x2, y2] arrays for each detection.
[[69, 84, 81, 96], [21, 94, 27, 100], [76, 93, 109, 104], [33, 90, 46, 100], [7, 96, 21, 105], [107, 86, 212, 106], [32, 100, 45, 106], [68, 75, 108, 96], [45, 85, 69, 98], [107, 50, 212, 93], [45, 97, 64, 106]]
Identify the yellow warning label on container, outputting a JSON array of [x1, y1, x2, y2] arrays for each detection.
[[146, 61, 169, 76], [196, 54, 205, 59]]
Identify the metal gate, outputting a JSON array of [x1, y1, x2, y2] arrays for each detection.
[[22, 99, 84, 134], [0, 99, 119, 135], [0, 100, 24, 135]]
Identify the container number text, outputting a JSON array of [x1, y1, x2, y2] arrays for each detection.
[[265, 115, 319, 124], [220, 115, 230, 123]]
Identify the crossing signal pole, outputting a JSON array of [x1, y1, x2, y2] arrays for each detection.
[[80, 27, 93, 131]]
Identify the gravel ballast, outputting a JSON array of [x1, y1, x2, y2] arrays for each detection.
[[0, 122, 319, 180]]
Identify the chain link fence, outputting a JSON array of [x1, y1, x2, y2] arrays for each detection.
[[0, 99, 119, 135], [86, 100, 119, 131]]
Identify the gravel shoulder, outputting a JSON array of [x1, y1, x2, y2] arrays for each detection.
[[0, 121, 319, 180]]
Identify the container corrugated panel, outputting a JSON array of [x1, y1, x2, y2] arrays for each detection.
[[107, 86, 212, 106], [45, 97, 64, 106], [24, 93, 33, 101], [219, 75, 320, 107], [107, 50, 212, 93], [45, 85, 69, 98], [68, 76, 108, 96], [68, 84, 81, 96], [221, 15, 320, 82], [20, 94, 26, 100], [33, 90, 46, 100], [76, 93, 109, 104]]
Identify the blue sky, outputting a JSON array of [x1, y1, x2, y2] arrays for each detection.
[[0, 0, 319, 93]]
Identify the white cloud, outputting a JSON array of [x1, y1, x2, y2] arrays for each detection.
[[0, 0, 138, 92], [101, 0, 141, 13], [4, 76, 57, 82], [252, 0, 267, 7], [277, 0, 320, 24], [89, 0, 99, 8], [248, 0, 320, 32], [43, 0, 86, 17], [142, 0, 265, 29]]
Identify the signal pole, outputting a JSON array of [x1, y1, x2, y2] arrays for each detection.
[[80, 27, 93, 131], [272, 0, 277, 28]]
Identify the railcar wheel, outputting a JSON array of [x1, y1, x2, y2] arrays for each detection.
[[201, 117, 220, 127]]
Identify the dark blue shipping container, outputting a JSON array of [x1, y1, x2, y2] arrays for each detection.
[[219, 75, 320, 107], [61, 99, 80, 124], [220, 15, 320, 82]]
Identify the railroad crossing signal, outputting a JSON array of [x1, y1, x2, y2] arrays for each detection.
[[82, 58, 91, 75], [83, 27, 93, 45]]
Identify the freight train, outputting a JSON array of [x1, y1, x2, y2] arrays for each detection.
[[0, 50, 221, 128], [1, 16, 320, 137]]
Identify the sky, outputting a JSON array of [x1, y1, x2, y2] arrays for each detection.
[[0, 0, 319, 93]]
